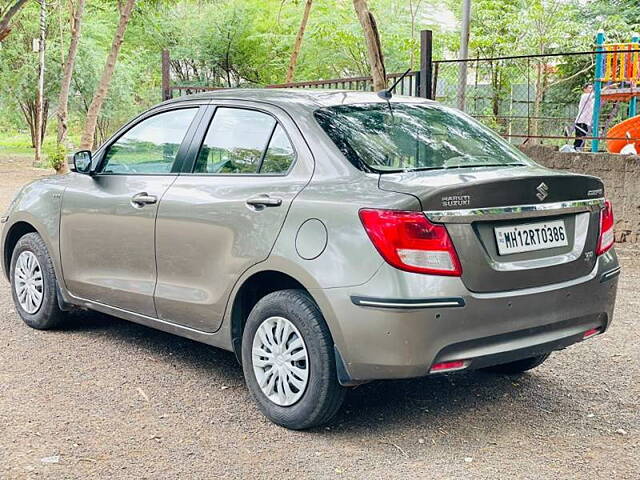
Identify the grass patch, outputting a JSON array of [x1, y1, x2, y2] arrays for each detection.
[[0, 132, 82, 168], [0, 133, 34, 156]]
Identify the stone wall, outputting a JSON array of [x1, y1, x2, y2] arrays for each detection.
[[519, 145, 640, 243]]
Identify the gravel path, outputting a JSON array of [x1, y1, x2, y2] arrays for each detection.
[[1, 156, 638, 479]]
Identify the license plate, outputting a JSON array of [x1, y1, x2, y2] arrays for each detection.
[[494, 220, 568, 255]]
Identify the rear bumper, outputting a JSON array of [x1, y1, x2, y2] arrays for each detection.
[[312, 250, 619, 384]]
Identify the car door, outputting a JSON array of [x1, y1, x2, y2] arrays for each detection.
[[154, 102, 314, 332], [60, 106, 203, 316]]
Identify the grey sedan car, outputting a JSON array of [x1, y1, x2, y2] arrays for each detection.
[[1, 90, 619, 429]]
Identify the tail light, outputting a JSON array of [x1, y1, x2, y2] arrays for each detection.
[[596, 200, 614, 256], [358, 209, 462, 276]]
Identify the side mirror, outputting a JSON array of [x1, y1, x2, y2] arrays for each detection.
[[73, 150, 92, 174]]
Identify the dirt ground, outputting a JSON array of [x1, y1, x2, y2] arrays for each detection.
[[0, 155, 638, 479]]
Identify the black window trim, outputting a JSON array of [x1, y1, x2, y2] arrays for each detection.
[[93, 105, 205, 177], [256, 122, 278, 173], [182, 104, 298, 177]]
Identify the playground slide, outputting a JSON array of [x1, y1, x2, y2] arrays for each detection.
[[606, 115, 640, 153]]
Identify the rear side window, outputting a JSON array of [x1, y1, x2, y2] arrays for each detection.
[[102, 108, 197, 174], [194, 108, 295, 174], [261, 125, 296, 174]]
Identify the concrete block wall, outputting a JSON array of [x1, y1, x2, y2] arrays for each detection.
[[519, 145, 640, 243]]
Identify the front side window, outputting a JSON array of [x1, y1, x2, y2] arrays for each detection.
[[195, 108, 295, 174], [314, 103, 531, 173], [102, 108, 197, 174]]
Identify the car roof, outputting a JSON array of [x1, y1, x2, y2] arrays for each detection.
[[159, 88, 433, 111]]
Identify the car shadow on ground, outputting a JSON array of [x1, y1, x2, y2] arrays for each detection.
[[62, 309, 243, 384], [61, 309, 577, 435], [329, 371, 571, 435]]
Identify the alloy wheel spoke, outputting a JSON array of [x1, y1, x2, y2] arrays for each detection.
[[264, 369, 278, 396], [31, 288, 43, 302], [252, 346, 273, 359], [285, 370, 305, 390], [287, 348, 306, 362], [289, 365, 308, 381], [274, 318, 285, 346], [264, 322, 277, 349], [257, 327, 273, 351], [285, 338, 303, 354], [280, 321, 291, 345]]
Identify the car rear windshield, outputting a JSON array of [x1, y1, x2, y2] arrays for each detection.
[[314, 103, 531, 173]]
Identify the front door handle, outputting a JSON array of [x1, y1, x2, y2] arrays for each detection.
[[246, 195, 283, 209], [131, 192, 158, 207]]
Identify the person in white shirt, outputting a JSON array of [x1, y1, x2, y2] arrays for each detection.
[[574, 84, 594, 150]]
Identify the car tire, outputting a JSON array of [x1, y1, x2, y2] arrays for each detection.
[[241, 289, 346, 430], [10, 232, 67, 330], [482, 353, 551, 374]]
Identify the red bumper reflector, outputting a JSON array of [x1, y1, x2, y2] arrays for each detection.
[[429, 360, 469, 373], [583, 328, 601, 340]]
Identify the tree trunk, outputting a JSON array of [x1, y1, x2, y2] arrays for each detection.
[[0, 0, 28, 42], [34, 0, 46, 167], [56, 0, 86, 172], [284, 0, 313, 84], [20, 99, 48, 148], [352, 0, 386, 91], [79, 0, 136, 150], [531, 60, 544, 143]]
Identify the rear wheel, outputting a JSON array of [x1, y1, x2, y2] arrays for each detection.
[[482, 353, 551, 374], [10, 233, 67, 330], [241, 289, 345, 430]]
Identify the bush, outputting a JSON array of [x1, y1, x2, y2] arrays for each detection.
[[45, 143, 67, 171]]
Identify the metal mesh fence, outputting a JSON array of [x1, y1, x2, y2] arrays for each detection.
[[164, 48, 640, 150], [434, 53, 603, 146]]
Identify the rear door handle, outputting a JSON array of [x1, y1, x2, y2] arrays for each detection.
[[131, 192, 158, 207], [246, 195, 283, 208]]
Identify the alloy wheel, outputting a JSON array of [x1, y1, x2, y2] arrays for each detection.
[[251, 316, 309, 406], [14, 251, 44, 314]]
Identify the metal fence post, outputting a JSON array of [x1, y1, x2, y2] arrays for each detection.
[[629, 33, 639, 118], [161, 49, 172, 101], [591, 31, 605, 152], [419, 29, 433, 99]]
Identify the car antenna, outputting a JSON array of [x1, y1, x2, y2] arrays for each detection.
[[377, 68, 412, 117]]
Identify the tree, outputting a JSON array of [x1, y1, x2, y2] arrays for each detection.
[[57, 0, 86, 163], [34, 0, 46, 166], [80, 0, 136, 150], [353, 0, 386, 91], [284, 0, 313, 83], [0, 0, 28, 42], [520, 0, 583, 140]]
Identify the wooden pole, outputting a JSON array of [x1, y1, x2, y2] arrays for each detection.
[[419, 29, 433, 99], [161, 49, 171, 101]]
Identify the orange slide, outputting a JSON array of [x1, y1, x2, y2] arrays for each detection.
[[606, 115, 640, 153]]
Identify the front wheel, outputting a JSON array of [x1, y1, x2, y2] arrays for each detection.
[[241, 289, 345, 430], [10, 232, 67, 330]]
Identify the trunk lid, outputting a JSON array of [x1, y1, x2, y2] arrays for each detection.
[[379, 165, 604, 292]]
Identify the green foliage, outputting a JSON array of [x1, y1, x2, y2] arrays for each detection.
[[1, 0, 640, 156], [44, 142, 67, 171]]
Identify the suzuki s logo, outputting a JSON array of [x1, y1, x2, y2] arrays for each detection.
[[536, 182, 549, 201]]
